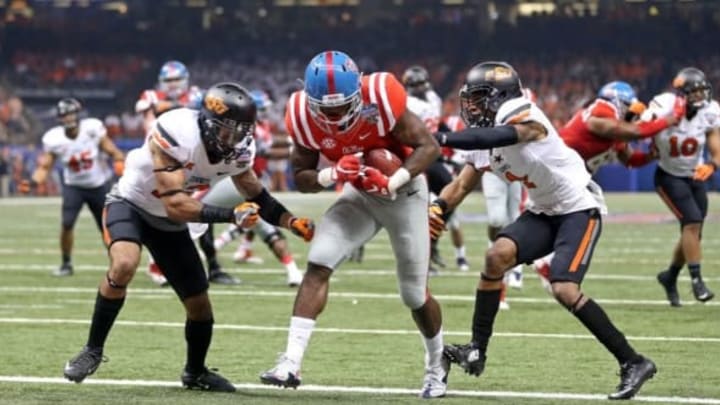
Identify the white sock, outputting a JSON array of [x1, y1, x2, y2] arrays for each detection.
[[286, 316, 316, 365], [455, 246, 466, 259], [422, 327, 444, 369]]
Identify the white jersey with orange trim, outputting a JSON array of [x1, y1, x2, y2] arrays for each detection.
[[407, 90, 441, 133], [643, 92, 720, 177], [42, 118, 111, 188], [285, 72, 410, 163], [466, 96, 598, 216], [117, 108, 255, 217]]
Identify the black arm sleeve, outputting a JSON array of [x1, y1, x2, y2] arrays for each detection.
[[434, 125, 519, 150], [247, 188, 290, 226], [199, 204, 235, 223]]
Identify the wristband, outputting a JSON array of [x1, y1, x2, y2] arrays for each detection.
[[432, 198, 451, 221], [388, 167, 411, 193], [317, 167, 335, 188]]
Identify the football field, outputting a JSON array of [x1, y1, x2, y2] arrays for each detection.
[[0, 192, 719, 405]]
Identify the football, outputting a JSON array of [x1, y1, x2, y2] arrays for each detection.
[[363, 148, 402, 176]]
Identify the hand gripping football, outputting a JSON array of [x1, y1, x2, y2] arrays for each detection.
[[362, 148, 402, 176]]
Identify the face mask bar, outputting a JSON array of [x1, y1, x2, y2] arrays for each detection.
[[460, 86, 496, 128], [306, 90, 362, 132]]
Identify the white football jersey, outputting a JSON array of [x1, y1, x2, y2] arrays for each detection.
[[42, 118, 110, 188], [643, 92, 720, 177], [118, 108, 255, 217], [465, 96, 599, 216], [407, 90, 442, 132]]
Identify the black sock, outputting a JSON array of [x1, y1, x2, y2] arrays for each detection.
[[199, 227, 219, 272], [687, 263, 701, 281], [185, 318, 213, 374], [667, 264, 682, 280], [62, 254, 71, 265], [87, 292, 125, 349], [574, 299, 639, 365], [471, 289, 501, 352]]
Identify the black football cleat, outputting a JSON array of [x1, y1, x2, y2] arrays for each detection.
[[691, 279, 715, 302], [608, 356, 657, 400], [443, 342, 486, 377], [208, 269, 240, 285], [63, 346, 105, 383], [430, 245, 446, 269], [54, 263, 74, 277], [656, 271, 681, 307], [181, 367, 236, 392]]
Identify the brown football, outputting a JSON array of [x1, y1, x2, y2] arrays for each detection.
[[363, 148, 402, 176]]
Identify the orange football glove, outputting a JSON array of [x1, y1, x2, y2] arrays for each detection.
[[234, 202, 260, 229], [628, 101, 647, 117], [693, 163, 716, 181], [113, 160, 125, 176], [428, 203, 446, 241], [289, 217, 315, 242], [18, 179, 39, 194]]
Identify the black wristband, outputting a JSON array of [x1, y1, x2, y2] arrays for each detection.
[[199, 204, 234, 223], [432, 198, 451, 222], [432, 198, 448, 212], [248, 188, 290, 226]]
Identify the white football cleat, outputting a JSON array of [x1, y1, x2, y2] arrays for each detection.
[[506, 266, 523, 289], [233, 248, 264, 264], [499, 300, 510, 311], [419, 356, 449, 399], [260, 354, 301, 389], [456, 257, 470, 272], [287, 267, 304, 287], [533, 259, 553, 295], [147, 263, 168, 287]]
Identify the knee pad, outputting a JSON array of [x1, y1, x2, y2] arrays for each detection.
[[106, 272, 128, 289], [263, 229, 285, 246]]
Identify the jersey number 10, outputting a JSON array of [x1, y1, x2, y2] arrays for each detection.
[[669, 136, 698, 157]]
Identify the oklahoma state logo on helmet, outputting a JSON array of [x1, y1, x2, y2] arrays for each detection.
[[205, 96, 229, 114]]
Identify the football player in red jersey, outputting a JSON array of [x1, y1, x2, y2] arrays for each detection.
[[260, 51, 449, 398], [561, 81, 685, 174], [533, 81, 685, 288], [135, 60, 203, 133]]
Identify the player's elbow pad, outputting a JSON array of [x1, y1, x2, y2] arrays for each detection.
[[435, 125, 519, 150]]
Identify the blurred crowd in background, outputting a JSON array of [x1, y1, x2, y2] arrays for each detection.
[[1, 0, 719, 196]]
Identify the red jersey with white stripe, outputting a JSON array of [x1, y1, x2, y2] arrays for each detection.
[[560, 99, 621, 173], [442, 115, 465, 160], [252, 119, 274, 176], [285, 72, 410, 163]]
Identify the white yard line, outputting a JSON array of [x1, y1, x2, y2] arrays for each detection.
[[0, 375, 718, 404], [0, 285, 718, 307], [0, 317, 718, 343], [0, 263, 718, 282]]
